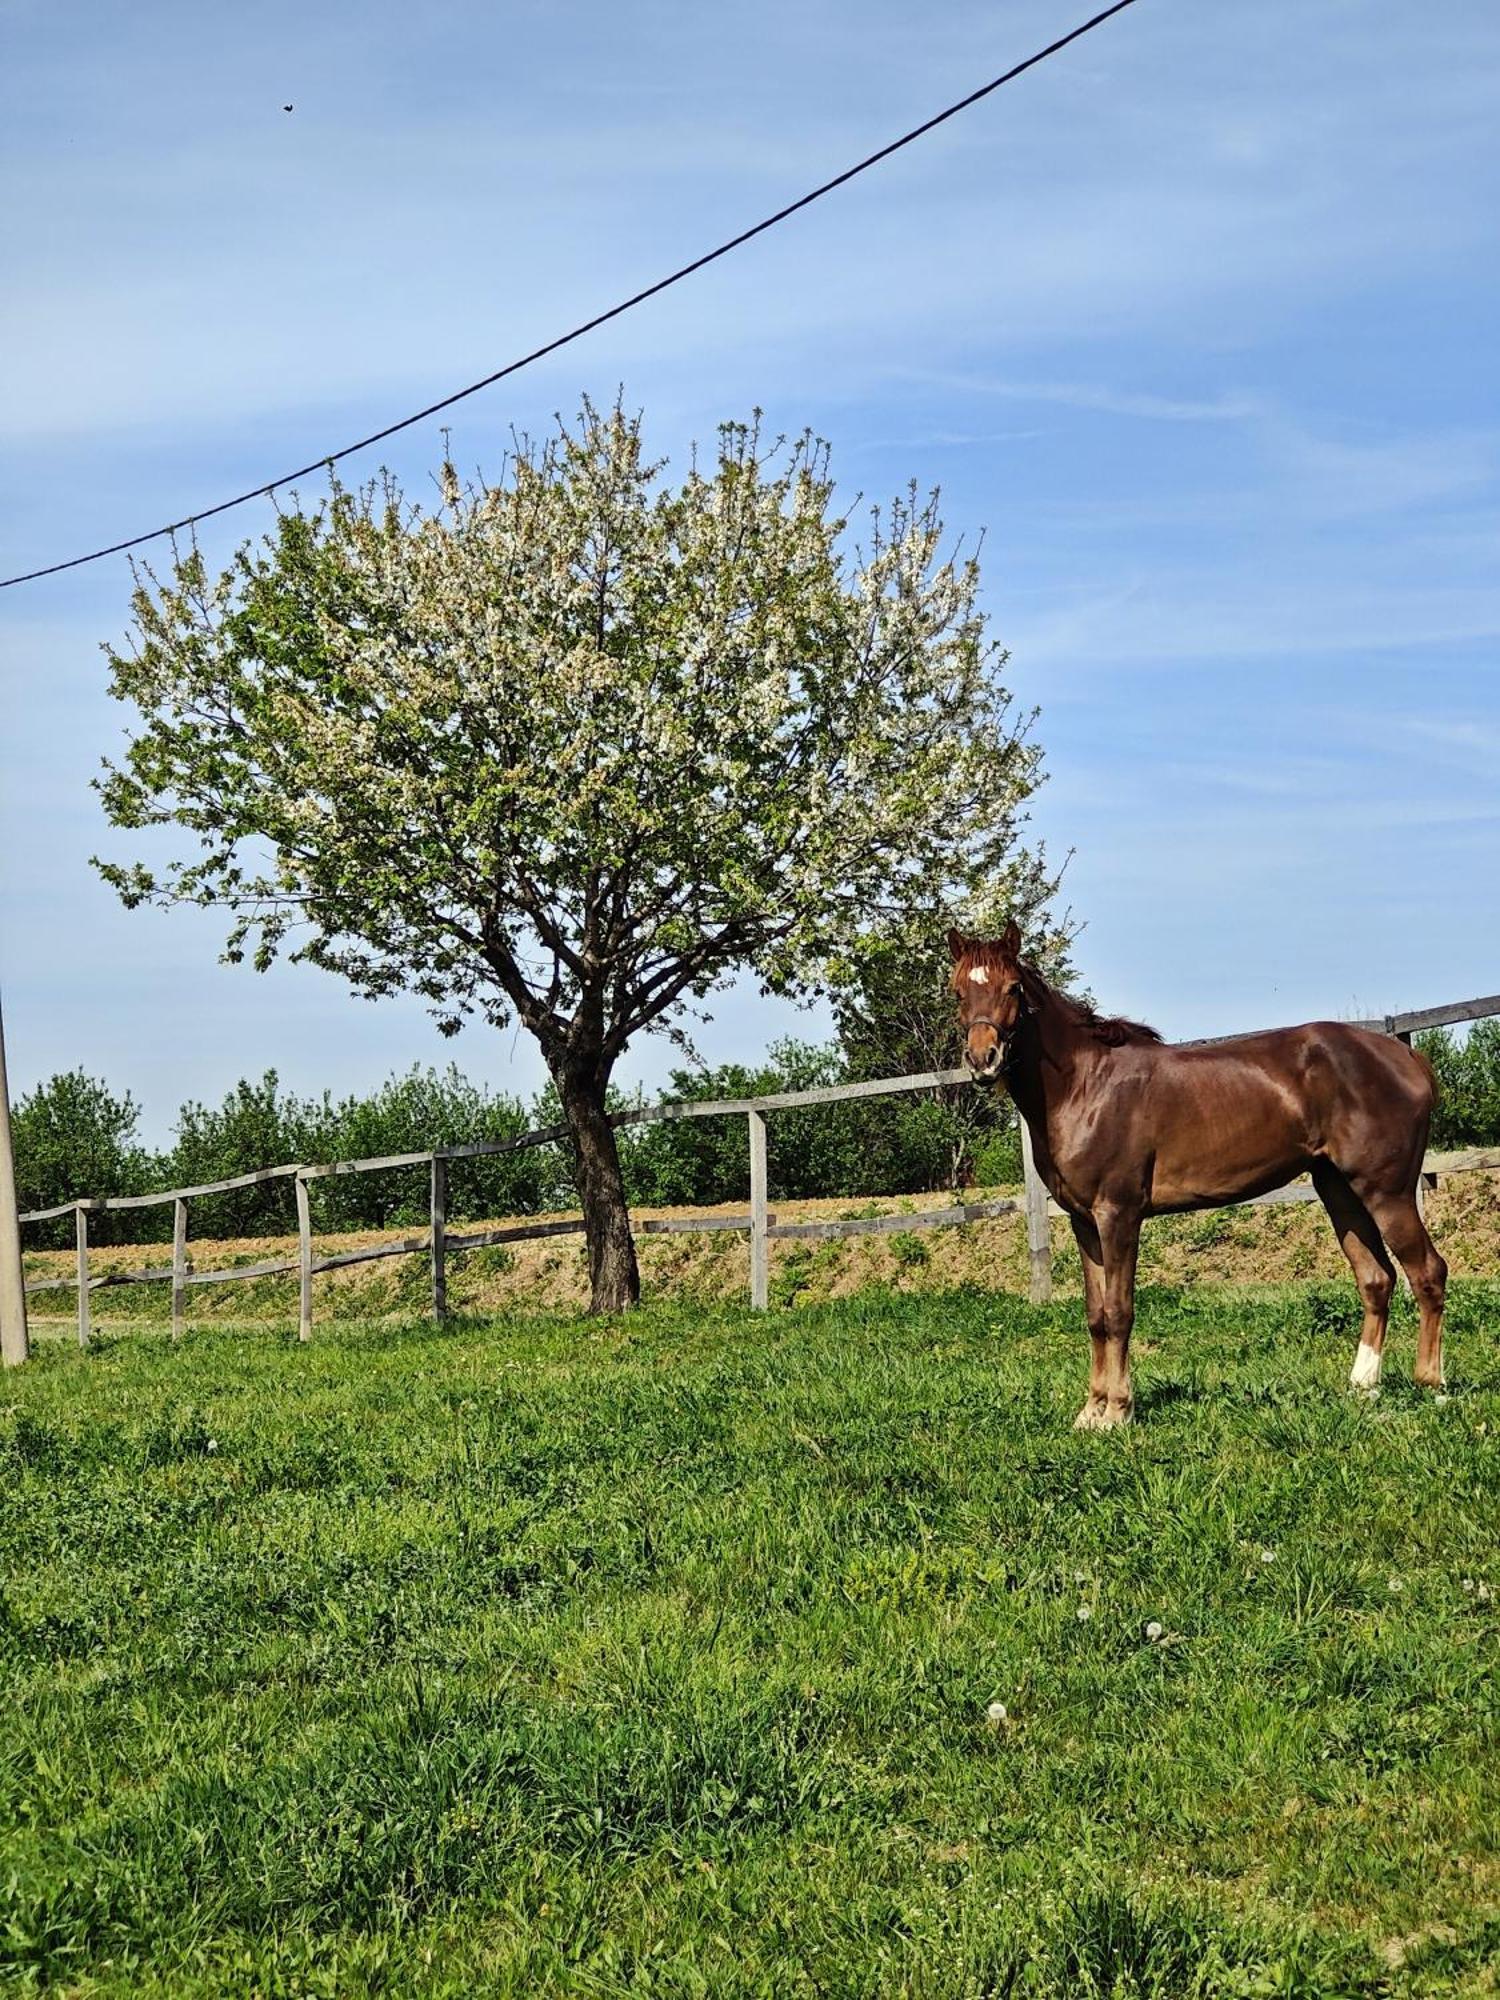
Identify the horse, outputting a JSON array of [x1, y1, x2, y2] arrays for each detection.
[[950, 923, 1447, 1427]]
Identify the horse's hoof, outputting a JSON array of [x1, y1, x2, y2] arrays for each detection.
[[1074, 1400, 1132, 1431]]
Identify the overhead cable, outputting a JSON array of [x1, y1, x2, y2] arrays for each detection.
[[1, 0, 1140, 590]]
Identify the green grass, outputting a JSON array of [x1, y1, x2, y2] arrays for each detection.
[[2, 1281, 1497, 1996]]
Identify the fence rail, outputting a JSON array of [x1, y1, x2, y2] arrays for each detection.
[[17, 991, 1500, 1349]]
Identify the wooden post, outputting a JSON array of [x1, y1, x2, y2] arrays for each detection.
[[1019, 1119, 1053, 1304], [74, 1202, 90, 1349], [171, 1197, 188, 1339], [295, 1175, 313, 1342], [430, 1155, 448, 1321], [748, 1110, 769, 1311], [0, 991, 29, 1367]]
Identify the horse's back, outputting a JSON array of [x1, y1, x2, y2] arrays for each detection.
[[1130, 1022, 1433, 1210]]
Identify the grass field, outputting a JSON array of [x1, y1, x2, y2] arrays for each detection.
[[2, 1281, 1497, 1996]]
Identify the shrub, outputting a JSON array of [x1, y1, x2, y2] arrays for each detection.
[[888, 1231, 930, 1273], [10, 1072, 159, 1247], [1419, 1021, 1500, 1148]]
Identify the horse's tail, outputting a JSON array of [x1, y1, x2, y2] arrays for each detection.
[[1406, 1043, 1439, 1106]]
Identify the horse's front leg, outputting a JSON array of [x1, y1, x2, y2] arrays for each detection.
[[1072, 1202, 1141, 1430], [1069, 1213, 1110, 1429]]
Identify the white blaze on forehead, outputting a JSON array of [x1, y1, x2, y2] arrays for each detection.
[[1350, 1340, 1383, 1390], [967, 966, 991, 986]]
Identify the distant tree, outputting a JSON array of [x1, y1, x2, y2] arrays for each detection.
[[99, 399, 1051, 1309], [164, 1066, 559, 1236], [11, 1071, 156, 1247], [622, 1042, 867, 1208], [168, 1072, 302, 1238], [301, 1066, 559, 1230], [1417, 1020, 1500, 1148]]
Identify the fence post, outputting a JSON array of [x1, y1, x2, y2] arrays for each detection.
[[1019, 1120, 1053, 1304], [0, 992, 30, 1368], [748, 1110, 769, 1310], [171, 1197, 188, 1339], [74, 1201, 90, 1349], [295, 1174, 313, 1342], [430, 1155, 448, 1322]]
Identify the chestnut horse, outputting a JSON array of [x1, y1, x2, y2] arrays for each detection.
[[950, 924, 1447, 1427]]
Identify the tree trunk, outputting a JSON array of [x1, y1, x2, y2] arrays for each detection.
[[555, 1063, 640, 1313]]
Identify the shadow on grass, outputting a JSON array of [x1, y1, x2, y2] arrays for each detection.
[[1133, 1376, 1201, 1415]]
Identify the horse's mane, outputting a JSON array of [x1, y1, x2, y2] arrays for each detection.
[[1017, 963, 1162, 1048]]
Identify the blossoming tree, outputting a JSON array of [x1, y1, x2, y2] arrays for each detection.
[[98, 401, 1048, 1310]]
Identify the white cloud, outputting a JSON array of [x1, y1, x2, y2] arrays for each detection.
[[1004, 577, 1500, 670], [897, 371, 1261, 425], [1261, 418, 1500, 520]]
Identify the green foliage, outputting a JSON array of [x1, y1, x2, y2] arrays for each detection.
[[8, 1037, 1078, 1238], [1419, 1020, 1500, 1147], [296, 1067, 562, 1231], [972, 1123, 1024, 1187], [168, 1066, 559, 1238], [887, 1229, 930, 1272], [99, 401, 1048, 1063], [622, 1039, 991, 1207], [0, 1284, 1494, 1993], [9, 1070, 155, 1247], [96, 401, 1060, 1306], [14, 1065, 564, 1247], [169, 1070, 304, 1238]]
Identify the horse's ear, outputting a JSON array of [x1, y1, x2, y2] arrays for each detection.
[[1001, 918, 1022, 956], [946, 927, 968, 962]]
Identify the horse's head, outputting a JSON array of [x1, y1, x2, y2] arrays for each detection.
[[949, 920, 1025, 1080]]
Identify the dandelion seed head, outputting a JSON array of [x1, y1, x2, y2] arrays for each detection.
[[1144, 1620, 1164, 1643], [986, 1701, 1008, 1724]]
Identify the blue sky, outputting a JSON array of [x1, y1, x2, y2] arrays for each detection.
[[2, 0, 1497, 1146]]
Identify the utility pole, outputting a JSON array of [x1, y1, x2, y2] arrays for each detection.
[[0, 988, 30, 1365]]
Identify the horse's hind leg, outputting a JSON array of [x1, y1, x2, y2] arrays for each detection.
[[1312, 1162, 1395, 1392], [1356, 1184, 1448, 1391]]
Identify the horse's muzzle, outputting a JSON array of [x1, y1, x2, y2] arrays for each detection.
[[966, 1038, 1009, 1080]]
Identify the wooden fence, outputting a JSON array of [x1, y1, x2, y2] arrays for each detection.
[[17, 992, 1500, 1349]]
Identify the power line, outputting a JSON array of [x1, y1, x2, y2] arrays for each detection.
[[2, 0, 1140, 592]]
